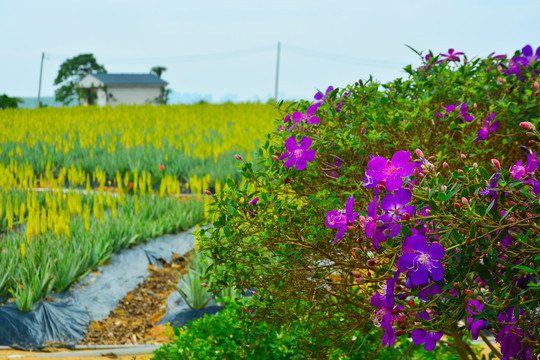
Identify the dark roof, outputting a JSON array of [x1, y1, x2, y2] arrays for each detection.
[[91, 73, 168, 86]]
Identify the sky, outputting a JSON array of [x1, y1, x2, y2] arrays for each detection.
[[1, 0, 539, 103]]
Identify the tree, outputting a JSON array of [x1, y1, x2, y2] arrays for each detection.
[[0, 94, 22, 109], [54, 54, 106, 106], [150, 66, 167, 78], [150, 66, 171, 105]]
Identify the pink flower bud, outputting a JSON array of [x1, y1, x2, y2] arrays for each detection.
[[441, 185, 447, 191], [415, 149, 424, 158], [443, 162, 449, 169], [402, 213, 410, 221], [462, 197, 469, 205], [454, 203, 461, 209], [497, 65, 503, 72], [272, 155, 279, 161], [201, 283, 208, 287], [529, 140, 536, 144], [491, 159, 501, 171], [507, 200, 516, 205], [527, 132, 534, 136], [457, 169, 464, 174], [354, 277, 365, 282], [473, 163, 478, 168], [534, 81, 539, 89], [473, 103, 478, 109], [235, 154, 243, 161], [535, 91, 539, 97], [520, 122, 534, 130], [205, 190, 212, 196], [367, 259, 377, 267], [460, 154, 466, 160]]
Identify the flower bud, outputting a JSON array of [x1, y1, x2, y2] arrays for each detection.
[[235, 154, 243, 161], [526, 132, 534, 136], [201, 283, 208, 287], [473, 103, 478, 109], [528, 140, 536, 144], [534, 91, 539, 97], [520, 122, 534, 130], [402, 213, 410, 221], [454, 203, 461, 209], [460, 154, 466, 160], [354, 277, 365, 282], [407, 300, 415, 307], [441, 185, 447, 191], [443, 162, 449, 169], [534, 81, 539, 89], [349, 271, 362, 277], [491, 159, 501, 171], [414, 168, 420, 177], [507, 200, 516, 205], [462, 197, 469, 205], [415, 149, 424, 158], [205, 190, 212, 196], [497, 65, 503, 72], [376, 184, 385, 191], [464, 289, 474, 297], [272, 155, 279, 161], [367, 259, 377, 267], [457, 169, 463, 174]]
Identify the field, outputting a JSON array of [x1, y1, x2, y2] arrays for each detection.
[[0, 103, 279, 310]]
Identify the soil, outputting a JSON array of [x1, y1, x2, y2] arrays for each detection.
[[80, 253, 189, 345]]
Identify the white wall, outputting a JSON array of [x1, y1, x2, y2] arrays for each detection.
[[107, 86, 163, 106]]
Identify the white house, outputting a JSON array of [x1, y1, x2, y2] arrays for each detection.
[[77, 73, 168, 107]]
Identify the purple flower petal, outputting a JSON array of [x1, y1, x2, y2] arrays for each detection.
[[295, 157, 308, 170], [398, 253, 416, 272], [333, 226, 346, 243], [427, 243, 445, 261], [385, 175, 403, 193], [284, 156, 296, 168], [411, 329, 426, 345], [303, 149, 316, 161], [429, 261, 444, 281], [391, 151, 411, 167], [284, 136, 298, 151], [522, 45, 533, 57], [308, 116, 320, 125], [407, 235, 428, 253], [292, 111, 304, 123], [346, 196, 355, 219], [299, 136, 312, 150], [412, 264, 428, 285], [279, 151, 291, 161], [394, 188, 412, 207], [368, 156, 388, 172]]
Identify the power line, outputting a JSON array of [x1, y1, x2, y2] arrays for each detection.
[[44, 45, 275, 65], [283, 45, 405, 68]]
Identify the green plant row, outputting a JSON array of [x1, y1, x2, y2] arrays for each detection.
[[0, 194, 204, 311]]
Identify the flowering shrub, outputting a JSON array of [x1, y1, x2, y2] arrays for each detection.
[[199, 46, 540, 359]]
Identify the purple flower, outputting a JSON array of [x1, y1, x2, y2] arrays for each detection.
[[371, 277, 396, 347], [510, 152, 539, 180], [314, 86, 333, 101], [439, 48, 464, 62], [466, 300, 487, 340], [248, 197, 259, 205], [279, 136, 316, 170], [380, 188, 415, 237], [398, 235, 445, 285], [411, 329, 444, 351], [292, 103, 321, 125], [479, 173, 500, 207], [365, 196, 390, 251], [474, 113, 499, 142], [435, 101, 460, 118], [459, 103, 474, 123], [366, 151, 419, 192], [325, 196, 359, 243], [514, 44, 540, 67]]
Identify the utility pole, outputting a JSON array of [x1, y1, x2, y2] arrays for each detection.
[[37, 52, 44, 108], [274, 42, 281, 102]]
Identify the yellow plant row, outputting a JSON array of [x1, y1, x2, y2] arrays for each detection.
[[0, 104, 278, 161]]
